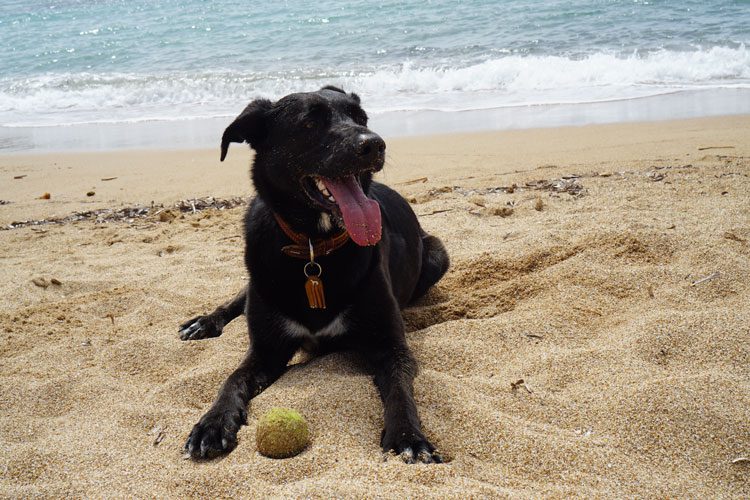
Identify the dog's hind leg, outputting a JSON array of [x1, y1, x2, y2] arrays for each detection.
[[179, 285, 247, 340], [409, 233, 450, 304]]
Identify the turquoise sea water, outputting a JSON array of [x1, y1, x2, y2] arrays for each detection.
[[1, 0, 749, 146]]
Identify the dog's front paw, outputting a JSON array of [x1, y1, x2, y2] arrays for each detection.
[[184, 408, 246, 459], [179, 315, 224, 341], [381, 428, 443, 464]]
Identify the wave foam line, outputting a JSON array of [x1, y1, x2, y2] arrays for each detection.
[[1, 46, 748, 126]]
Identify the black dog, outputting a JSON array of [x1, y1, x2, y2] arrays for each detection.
[[180, 86, 449, 463]]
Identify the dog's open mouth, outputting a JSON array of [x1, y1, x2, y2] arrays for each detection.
[[304, 175, 382, 246]]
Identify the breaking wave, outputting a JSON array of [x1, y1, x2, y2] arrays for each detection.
[[2, 45, 748, 127]]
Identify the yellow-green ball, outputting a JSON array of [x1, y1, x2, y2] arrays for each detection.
[[255, 408, 310, 459]]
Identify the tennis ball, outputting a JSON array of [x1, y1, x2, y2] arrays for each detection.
[[255, 407, 310, 459]]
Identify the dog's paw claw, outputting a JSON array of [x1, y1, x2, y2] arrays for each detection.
[[179, 316, 223, 341], [383, 431, 442, 464], [184, 412, 239, 460], [416, 444, 442, 464], [179, 319, 203, 340], [400, 447, 415, 464]]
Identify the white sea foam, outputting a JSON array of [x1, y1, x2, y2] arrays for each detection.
[[1, 46, 748, 127]]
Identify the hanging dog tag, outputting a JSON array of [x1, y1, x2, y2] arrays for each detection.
[[304, 240, 326, 309], [304, 274, 326, 309], [303, 262, 326, 309]]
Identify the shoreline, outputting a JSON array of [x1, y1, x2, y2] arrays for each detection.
[[1, 87, 749, 154]]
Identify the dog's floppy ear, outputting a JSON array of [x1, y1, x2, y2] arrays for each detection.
[[220, 99, 272, 161], [321, 85, 346, 94], [321, 85, 361, 105]]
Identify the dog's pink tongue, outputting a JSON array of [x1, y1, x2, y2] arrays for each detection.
[[322, 176, 381, 246]]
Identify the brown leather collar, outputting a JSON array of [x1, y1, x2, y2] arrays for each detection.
[[273, 213, 350, 259]]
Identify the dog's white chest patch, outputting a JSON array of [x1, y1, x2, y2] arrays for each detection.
[[282, 312, 347, 339], [318, 212, 333, 232]]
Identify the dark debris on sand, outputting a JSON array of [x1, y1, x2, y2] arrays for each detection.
[[453, 176, 588, 198], [3, 196, 246, 230]]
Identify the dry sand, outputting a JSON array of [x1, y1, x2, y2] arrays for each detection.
[[1, 116, 749, 497]]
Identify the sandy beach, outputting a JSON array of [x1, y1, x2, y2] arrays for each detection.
[[1, 115, 749, 497]]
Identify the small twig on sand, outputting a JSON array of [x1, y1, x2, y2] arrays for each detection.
[[101, 177, 118, 181], [691, 272, 721, 286], [724, 231, 747, 244], [732, 457, 749, 465], [697, 146, 735, 151], [511, 379, 533, 394], [396, 177, 428, 186], [418, 209, 454, 216], [525, 333, 544, 340], [151, 425, 166, 447], [218, 235, 241, 241]]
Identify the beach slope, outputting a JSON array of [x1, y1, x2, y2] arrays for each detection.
[[1, 116, 748, 497]]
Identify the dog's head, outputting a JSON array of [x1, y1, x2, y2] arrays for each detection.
[[221, 86, 385, 246]]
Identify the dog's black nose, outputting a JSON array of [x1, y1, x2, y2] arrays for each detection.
[[357, 133, 386, 160]]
